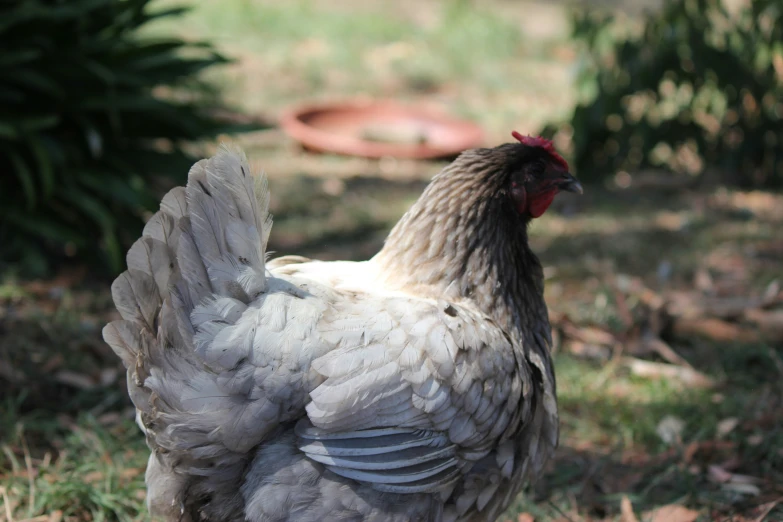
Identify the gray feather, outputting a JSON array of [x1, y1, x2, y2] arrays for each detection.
[[102, 320, 142, 367], [142, 211, 178, 245], [160, 186, 188, 218], [126, 237, 174, 296], [306, 445, 457, 471], [111, 270, 160, 331], [104, 145, 279, 521], [328, 457, 455, 484]]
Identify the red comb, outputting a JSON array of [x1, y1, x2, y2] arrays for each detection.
[[511, 131, 569, 171]]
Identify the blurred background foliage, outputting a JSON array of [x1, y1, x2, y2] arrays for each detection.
[[0, 0, 259, 277], [2, 0, 782, 280], [547, 0, 783, 187]]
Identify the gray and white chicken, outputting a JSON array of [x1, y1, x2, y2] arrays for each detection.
[[104, 132, 582, 521]]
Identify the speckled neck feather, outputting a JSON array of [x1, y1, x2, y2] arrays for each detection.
[[374, 145, 551, 347]]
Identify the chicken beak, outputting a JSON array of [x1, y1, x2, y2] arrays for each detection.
[[558, 172, 583, 194]]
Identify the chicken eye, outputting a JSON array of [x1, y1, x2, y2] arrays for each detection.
[[527, 160, 546, 178]]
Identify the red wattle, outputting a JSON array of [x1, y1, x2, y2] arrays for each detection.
[[528, 190, 557, 218]]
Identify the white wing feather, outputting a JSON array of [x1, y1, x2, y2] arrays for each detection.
[[291, 288, 527, 494]]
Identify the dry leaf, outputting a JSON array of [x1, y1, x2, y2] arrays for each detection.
[[642, 504, 699, 522], [722, 482, 761, 495], [694, 268, 714, 292], [620, 495, 639, 522], [54, 370, 96, 390], [763, 280, 780, 302], [562, 323, 617, 346], [708, 466, 763, 496], [624, 358, 714, 388], [120, 468, 142, 480], [83, 471, 104, 483], [656, 415, 686, 445], [672, 317, 759, 343], [97, 412, 121, 426], [41, 353, 65, 373], [639, 288, 666, 310], [703, 297, 765, 319], [744, 309, 783, 341], [645, 338, 693, 367], [99, 367, 119, 386], [718, 456, 743, 471], [517, 514, 535, 522], [665, 290, 705, 319], [716, 417, 739, 438], [682, 440, 736, 464], [708, 464, 732, 483], [682, 442, 700, 463], [727, 473, 763, 485], [753, 498, 783, 522], [565, 340, 612, 360]]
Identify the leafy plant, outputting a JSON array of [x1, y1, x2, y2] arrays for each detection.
[[0, 0, 258, 276], [547, 0, 783, 187]]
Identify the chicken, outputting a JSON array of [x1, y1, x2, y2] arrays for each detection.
[[103, 131, 582, 522]]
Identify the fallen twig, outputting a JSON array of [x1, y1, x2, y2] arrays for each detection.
[[622, 357, 714, 388]]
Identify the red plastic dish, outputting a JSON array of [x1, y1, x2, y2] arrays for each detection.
[[279, 99, 484, 159]]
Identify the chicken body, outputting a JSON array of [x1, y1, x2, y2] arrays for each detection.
[[105, 140, 578, 521]]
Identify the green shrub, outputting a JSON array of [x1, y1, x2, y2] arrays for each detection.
[[0, 0, 255, 276], [547, 0, 783, 187]]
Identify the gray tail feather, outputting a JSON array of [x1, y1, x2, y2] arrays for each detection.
[[102, 145, 271, 519]]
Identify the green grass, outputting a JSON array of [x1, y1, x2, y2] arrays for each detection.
[[0, 275, 146, 522], [144, 0, 574, 139], [150, 0, 523, 82], [1, 411, 147, 522]]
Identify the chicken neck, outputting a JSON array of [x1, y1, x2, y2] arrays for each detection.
[[373, 147, 552, 349]]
